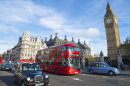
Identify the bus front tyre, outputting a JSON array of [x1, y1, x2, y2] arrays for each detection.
[[55, 68, 59, 75]]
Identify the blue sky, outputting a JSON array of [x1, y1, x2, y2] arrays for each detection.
[[0, 0, 130, 56]]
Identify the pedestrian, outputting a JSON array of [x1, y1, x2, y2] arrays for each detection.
[[120, 63, 125, 71], [129, 62, 130, 70]]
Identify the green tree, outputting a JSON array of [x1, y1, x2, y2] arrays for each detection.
[[120, 36, 130, 54], [85, 55, 94, 60]]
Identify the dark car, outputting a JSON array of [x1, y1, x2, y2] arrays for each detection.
[[13, 62, 49, 86], [1, 62, 12, 71]]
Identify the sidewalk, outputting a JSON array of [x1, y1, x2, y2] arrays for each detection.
[[80, 68, 130, 75], [119, 70, 130, 75]]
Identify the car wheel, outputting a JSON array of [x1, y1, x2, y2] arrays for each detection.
[[13, 76, 17, 83], [108, 71, 114, 76], [44, 85, 48, 86], [55, 68, 59, 75], [89, 70, 93, 74], [21, 82, 25, 86]]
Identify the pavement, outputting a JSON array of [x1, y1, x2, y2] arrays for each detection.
[[81, 68, 130, 75]]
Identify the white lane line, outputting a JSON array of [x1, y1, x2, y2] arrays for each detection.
[[80, 74, 96, 78], [65, 76, 83, 81]]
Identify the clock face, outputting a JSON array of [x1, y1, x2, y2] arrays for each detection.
[[106, 18, 111, 24], [115, 18, 118, 23]]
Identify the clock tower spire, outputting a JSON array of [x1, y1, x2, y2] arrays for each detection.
[[104, 0, 121, 60]]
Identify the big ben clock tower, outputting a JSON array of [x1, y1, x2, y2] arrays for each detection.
[[104, 0, 121, 60]]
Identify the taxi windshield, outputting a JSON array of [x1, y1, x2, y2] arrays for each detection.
[[3, 63, 10, 66], [23, 64, 41, 72]]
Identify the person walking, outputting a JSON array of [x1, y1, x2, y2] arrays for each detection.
[[120, 63, 125, 71], [129, 62, 130, 70]]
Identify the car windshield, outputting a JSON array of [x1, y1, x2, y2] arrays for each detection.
[[3, 63, 10, 66], [66, 58, 80, 69], [104, 63, 110, 67], [23, 64, 41, 72]]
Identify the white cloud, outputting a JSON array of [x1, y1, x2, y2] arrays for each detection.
[[0, 39, 16, 53], [0, 0, 58, 23], [0, 41, 10, 45], [39, 15, 65, 29], [0, 25, 18, 33], [91, 41, 107, 56], [65, 28, 99, 36], [0, 45, 13, 54]]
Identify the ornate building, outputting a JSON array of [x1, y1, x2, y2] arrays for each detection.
[[11, 29, 47, 61], [104, 1, 121, 60]]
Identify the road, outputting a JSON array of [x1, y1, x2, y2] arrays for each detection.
[[0, 67, 130, 86]]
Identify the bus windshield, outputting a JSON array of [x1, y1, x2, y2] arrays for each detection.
[[66, 46, 79, 51], [66, 58, 80, 69]]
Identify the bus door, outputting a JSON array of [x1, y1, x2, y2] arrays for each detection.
[[58, 58, 67, 74]]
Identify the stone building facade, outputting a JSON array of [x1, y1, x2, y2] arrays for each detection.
[[10, 29, 47, 61]]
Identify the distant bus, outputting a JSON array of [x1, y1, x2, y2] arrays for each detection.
[[20, 59, 34, 62], [35, 44, 81, 75], [0, 57, 2, 64]]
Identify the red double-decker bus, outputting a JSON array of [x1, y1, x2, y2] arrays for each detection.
[[0, 57, 2, 64], [35, 43, 81, 75]]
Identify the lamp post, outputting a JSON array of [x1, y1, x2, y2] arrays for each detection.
[[81, 49, 85, 69], [117, 48, 123, 70]]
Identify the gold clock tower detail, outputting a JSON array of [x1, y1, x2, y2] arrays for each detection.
[[104, 1, 121, 60]]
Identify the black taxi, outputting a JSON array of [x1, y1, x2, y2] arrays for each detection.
[[13, 62, 49, 86]]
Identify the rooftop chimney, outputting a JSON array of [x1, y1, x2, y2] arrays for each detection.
[[64, 35, 67, 40], [45, 37, 47, 42], [72, 37, 74, 42], [50, 35, 52, 40], [78, 39, 80, 43], [55, 33, 58, 37]]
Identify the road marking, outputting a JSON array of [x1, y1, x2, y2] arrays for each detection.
[[65, 76, 83, 81], [103, 76, 130, 82], [81, 74, 130, 82], [80, 74, 96, 78]]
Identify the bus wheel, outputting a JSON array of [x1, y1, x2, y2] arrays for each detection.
[[55, 68, 59, 75]]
